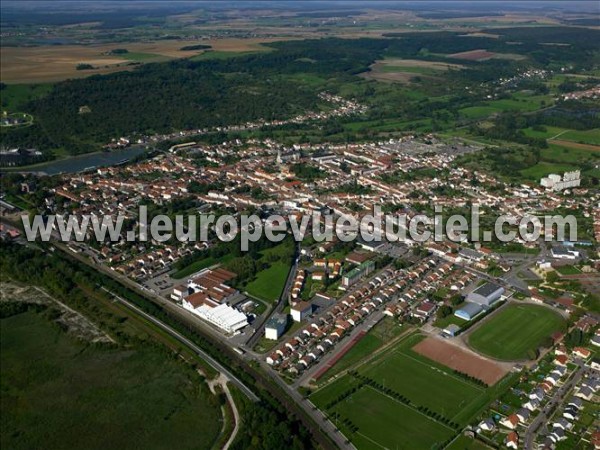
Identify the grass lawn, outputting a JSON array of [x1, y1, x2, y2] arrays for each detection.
[[362, 351, 485, 420], [459, 105, 500, 120], [434, 313, 467, 329], [520, 161, 579, 180], [523, 126, 600, 146], [328, 387, 455, 450], [321, 334, 384, 380], [447, 435, 493, 450], [522, 126, 567, 140], [543, 143, 599, 163], [245, 261, 290, 302], [468, 304, 566, 361], [1, 310, 221, 450], [318, 318, 407, 380], [558, 128, 600, 145], [556, 265, 582, 276], [311, 332, 519, 449], [460, 94, 552, 120]]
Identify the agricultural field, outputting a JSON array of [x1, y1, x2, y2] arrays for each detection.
[[310, 333, 512, 449], [459, 93, 553, 120], [467, 304, 566, 361], [1, 309, 221, 450], [0, 37, 283, 83], [361, 57, 463, 84]]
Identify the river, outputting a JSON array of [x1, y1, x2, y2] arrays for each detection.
[[2, 146, 149, 176]]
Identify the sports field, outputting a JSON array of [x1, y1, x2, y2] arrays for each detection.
[[467, 304, 566, 361], [329, 387, 455, 450], [361, 351, 484, 419], [309, 334, 511, 449]]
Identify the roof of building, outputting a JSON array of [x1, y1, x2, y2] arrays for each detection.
[[456, 302, 483, 317], [292, 301, 312, 313], [472, 282, 504, 298], [266, 313, 288, 329], [444, 324, 461, 333]]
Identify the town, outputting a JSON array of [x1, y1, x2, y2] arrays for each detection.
[[2, 127, 598, 450]]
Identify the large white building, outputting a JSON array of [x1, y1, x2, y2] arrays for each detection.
[[291, 301, 312, 322], [540, 171, 581, 191], [186, 302, 248, 334], [175, 268, 248, 334], [466, 282, 504, 307], [551, 246, 580, 260], [265, 313, 288, 340]]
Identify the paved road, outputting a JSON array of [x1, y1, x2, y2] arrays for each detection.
[[250, 353, 357, 450], [100, 285, 260, 402], [523, 360, 586, 449]]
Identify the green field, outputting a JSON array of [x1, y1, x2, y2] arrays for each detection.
[[522, 126, 600, 145], [245, 261, 290, 302], [522, 125, 566, 139], [0, 83, 53, 111], [557, 128, 600, 145], [520, 161, 579, 180], [555, 265, 582, 276], [447, 435, 493, 450], [321, 318, 406, 379], [468, 304, 566, 361], [459, 94, 552, 120], [190, 50, 265, 61], [329, 387, 455, 450], [361, 351, 485, 420], [310, 333, 511, 449], [1, 310, 221, 450]]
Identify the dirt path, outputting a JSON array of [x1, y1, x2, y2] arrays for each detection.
[[207, 373, 240, 450]]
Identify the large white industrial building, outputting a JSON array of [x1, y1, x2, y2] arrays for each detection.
[[174, 268, 248, 334]]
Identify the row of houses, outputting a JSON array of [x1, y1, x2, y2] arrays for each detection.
[[385, 262, 476, 322], [267, 266, 401, 376], [539, 367, 599, 448], [290, 270, 306, 301], [499, 361, 571, 433]]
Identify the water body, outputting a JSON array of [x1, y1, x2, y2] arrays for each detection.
[[5, 146, 148, 176]]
